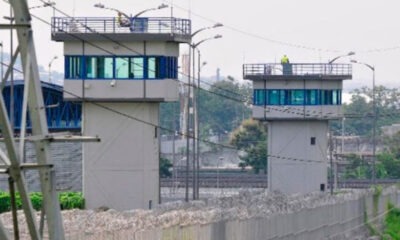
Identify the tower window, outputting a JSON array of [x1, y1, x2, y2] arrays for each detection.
[[311, 137, 316, 145]]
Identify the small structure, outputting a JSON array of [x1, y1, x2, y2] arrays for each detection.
[[243, 63, 352, 194], [52, 16, 191, 210]]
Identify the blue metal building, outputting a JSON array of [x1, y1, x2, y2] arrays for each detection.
[[3, 80, 81, 132]]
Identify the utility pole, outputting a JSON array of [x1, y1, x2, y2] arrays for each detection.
[[185, 47, 191, 202], [329, 129, 334, 195]]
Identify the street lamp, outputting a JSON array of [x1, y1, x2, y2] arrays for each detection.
[[94, 3, 168, 19], [29, 1, 56, 9], [191, 23, 223, 38], [326, 51, 355, 189], [185, 24, 223, 202], [94, 3, 130, 19], [329, 51, 355, 64], [48, 56, 58, 84], [190, 34, 222, 200], [133, 3, 168, 18], [350, 59, 376, 184]]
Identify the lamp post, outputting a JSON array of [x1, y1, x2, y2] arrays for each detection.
[[217, 157, 223, 191], [132, 3, 168, 18], [191, 23, 223, 38], [94, 3, 130, 18], [185, 24, 223, 201], [94, 3, 168, 20], [191, 35, 222, 200], [29, 1, 56, 10], [48, 56, 58, 84], [328, 51, 355, 64], [350, 60, 376, 184], [327, 51, 355, 190]]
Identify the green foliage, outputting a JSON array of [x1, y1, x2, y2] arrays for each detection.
[[29, 192, 43, 210], [331, 86, 400, 136], [160, 157, 173, 178], [344, 153, 393, 180], [198, 80, 252, 137], [384, 202, 400, 240], [159, 80, 252, 140], [230, 119, 267, 174], [0, 191, 84, 213], [0, 192, 11, 213], [344, 154, 370, 179], [59, 192, 85, 210], [159, 101, 180, 136]]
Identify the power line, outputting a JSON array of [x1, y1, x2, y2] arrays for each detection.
[[3, 57, 326, 165], [31, 1, 393, 121], [0, 3, 380, 166], [164, 0, 400, 54]]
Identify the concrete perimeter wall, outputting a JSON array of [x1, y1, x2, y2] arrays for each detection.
[[69, 189, 399, 240]]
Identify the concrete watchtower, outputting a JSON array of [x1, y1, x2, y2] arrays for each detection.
[[52, 16, 191, 210], [243, 62, 352, 194]]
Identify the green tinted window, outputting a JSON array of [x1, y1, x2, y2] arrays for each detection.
[[254, 90, 265, 105], [268, 90, 280, 105], [131, 57, 144, 79], [290, 90, 304, 105], [115, 57, 129, 79]]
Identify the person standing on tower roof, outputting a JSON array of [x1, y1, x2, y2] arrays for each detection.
[[281, 54, 292, 75]]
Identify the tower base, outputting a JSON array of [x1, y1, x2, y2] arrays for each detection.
[[268, 120, 328, 194], [83, 102, 159, 210]]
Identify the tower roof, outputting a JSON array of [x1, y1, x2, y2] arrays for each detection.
[[51, 17, 192, 43], [243, 63, 352, 81]]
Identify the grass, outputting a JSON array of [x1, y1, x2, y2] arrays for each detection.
[[383, 203, 400, 240]]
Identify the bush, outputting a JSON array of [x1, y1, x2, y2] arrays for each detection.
[[0, 191, 84, 213], [59, 192, 85, 210]]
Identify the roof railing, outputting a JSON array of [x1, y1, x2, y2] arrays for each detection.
[[243, 63, 352, 77], [51, 17, 191, 35]]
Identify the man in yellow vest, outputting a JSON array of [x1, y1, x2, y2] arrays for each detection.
[[281, 54, 289, 64], [281, 54, 292, 75]]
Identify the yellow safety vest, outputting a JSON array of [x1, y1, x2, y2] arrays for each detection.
[[281, 56, 289, 64]]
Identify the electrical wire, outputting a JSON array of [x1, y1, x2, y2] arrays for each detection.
[[30, 2, 385, 121], [4, 3, 396, 165], [164, 0, 400, 54]]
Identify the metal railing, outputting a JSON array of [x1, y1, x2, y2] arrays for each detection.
[[52, 17, 191, 35], [243, 63, 352, 77]]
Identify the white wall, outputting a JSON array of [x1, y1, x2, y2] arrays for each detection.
[[65, 189, 400, 240], [268, 120, 328, 194], [83, 102, 160, 210]]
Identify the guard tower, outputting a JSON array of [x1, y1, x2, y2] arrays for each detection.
[[243, 63, 352, 194], [52, 16, 191, 210]]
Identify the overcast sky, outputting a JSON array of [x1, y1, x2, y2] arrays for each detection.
[[0, 0, 399, 91]]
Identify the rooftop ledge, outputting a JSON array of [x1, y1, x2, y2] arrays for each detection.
[[51, 17, 192, 43], [243, 63, 352, 80]]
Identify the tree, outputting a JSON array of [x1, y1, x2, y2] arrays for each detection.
[[159, 79, 252, 140], [199, 80, 252, 138], [331, 86, 400, 136], [230, 119, 267, 174], [378, 132, 400, 178], [159, 101, 180, 136]]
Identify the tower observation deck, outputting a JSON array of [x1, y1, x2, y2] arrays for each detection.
[[243, 63, 352, 120], [244, 62, 352, 194]]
